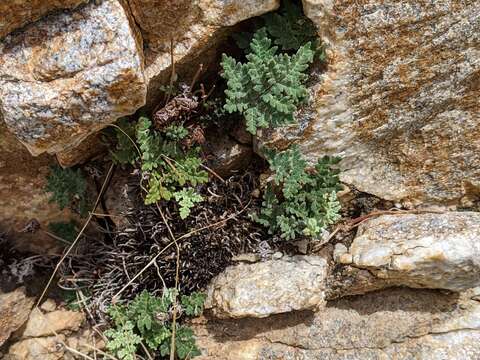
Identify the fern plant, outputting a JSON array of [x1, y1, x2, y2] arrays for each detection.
[[136, 117, 208, 214], [110, 118, 139, 166], [45, 165, 88, 216], [253, 146, 341, 240], [105, 289, 205, 360], [263, 0, 319, 52], [221, 27, 314, 134], [110, 117, 208, 218]]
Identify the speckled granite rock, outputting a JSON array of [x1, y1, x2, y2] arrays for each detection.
[[344, 212, 480, 292], [130, 0, 279, 107], [261, 0, 480, 206], [205, 256, 328, 318], [195, 288, 480, 359], [0, 0, 87, 39], [0, 288, 34, 347], [0, 0, 146, 156]]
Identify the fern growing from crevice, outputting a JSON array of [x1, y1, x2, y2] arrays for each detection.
[[45, 165, 88, 216], [110, 117, 208, 218], [105, 290, 205, 360], [221, 27, 314, 134], [263, 0, 319, 52], [253, 146, 341, 240]]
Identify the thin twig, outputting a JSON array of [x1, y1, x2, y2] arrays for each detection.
[[64, 345, 96, 360], [157, 205, 180, 360], [140, 341, 154, 360], [189, 63, 203, 92], [82, 343, 119, 360], [201, 164, 225, 183], [164, 38, 176, 105], [41, 229, 73, 245], [107, 123, 142, 157], [36, 163, 115, 307]]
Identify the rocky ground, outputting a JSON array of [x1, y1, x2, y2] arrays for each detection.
[[1, 0, 480, 359]]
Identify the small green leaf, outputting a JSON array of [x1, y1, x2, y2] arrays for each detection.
[[174, 188, 203, 219]]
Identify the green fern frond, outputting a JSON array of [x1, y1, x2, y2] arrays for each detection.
[[110, 118, 139, 165], [263, 0, 318, 51], [45, 165, 88, 216], [254, 146, 342, 240], [133, 117, 207, 216], [105, 289, 204, 359], [174, 188, 203, 219], [221, 28, 314, 134]]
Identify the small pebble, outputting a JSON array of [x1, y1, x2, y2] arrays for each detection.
[[40, 299, 57, 312], [272, 251, 283, 260]]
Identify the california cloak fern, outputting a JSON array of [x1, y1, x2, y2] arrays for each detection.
[[221, 27, 314, 134], [253, 146, 342, 240]]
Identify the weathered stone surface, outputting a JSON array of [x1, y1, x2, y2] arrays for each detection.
[[0, 0, 87, 39], [0, 288, 34, 347], [0, 121, 73, 254], [195, 288, 480, 359], [8, 335, 66, 360], [263, 0, 480, 206], [39, 299, 57, 313], [345, 212, 480, 292], [205, 256, 328, 318], [22, 308, 85, 338], [0, 0, 146, 156], [203, 128, 253, 177], [56, 132, 106, 167], [6, 305, 101, 360], [104, 169, 137, 229], [132, 0, 279, 107]]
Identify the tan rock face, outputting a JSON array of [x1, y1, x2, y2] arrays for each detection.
[[0, 0, 87, 39], [22, 308, 85, 338], [263, 0, 480, 205], [196, 288, 480, 359], [205, 256, 328, 318], [56, 132, 106, 167], [0, 122, 75, 254], [0, 0, 146, 156], [346, 212, 480, 292], [130, 0, 279, 107], [0, 288, 34, 347], [8, 335, 66, 360]]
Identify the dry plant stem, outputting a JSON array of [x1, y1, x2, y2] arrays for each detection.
[[90, 212, 125, 219], [112, 199, 251, 301], [107, 123, 142, 157], [200, 163, 225, 183], [140, 341, 154, 360], [36, 163, 115, 307], [189, 63, 204, 92], [164, 38, 177, 106], [157, 204, 180, 360], [42, 229, 73, 245], [64, 345, 96, 360], [83, 343, 120, 360]]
